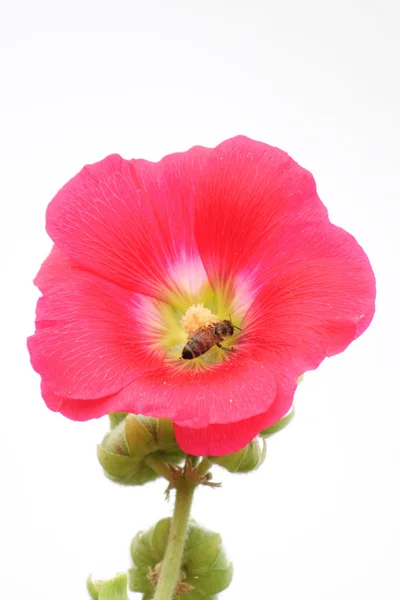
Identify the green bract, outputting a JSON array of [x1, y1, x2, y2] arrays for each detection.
[[210, 437, 266, 473], [97, 415, 185, 485], [259, 408, 295, 438], [129, 519, 233, 599], [87, 573, 129, 600]]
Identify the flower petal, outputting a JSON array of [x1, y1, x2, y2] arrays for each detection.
[[193, 136, 328, 294], [41, 382, 128, 419], [174, 415, 270, 457], [28, 267, 165, 399], [241, 250, 375, 375], [116, 357, 279, 427], [174, 376, 296, 456], [46, 150, 211, 302], [34, 246, 86, 293], [32, 136, 375, 457], [40, 356, 279, 427], [42, 374, 295, 456]]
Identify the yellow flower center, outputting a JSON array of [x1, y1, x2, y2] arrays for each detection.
[[180, 303, 218, 336], [145, 280, 244, 368]]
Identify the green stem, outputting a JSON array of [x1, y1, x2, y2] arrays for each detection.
[[196, 457, 212, 478], [144, 455, 173, 482], [153, 479, 195, 600]]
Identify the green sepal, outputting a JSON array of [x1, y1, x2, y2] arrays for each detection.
[[185, 523, 232, 595], [98, 415, 184, 486], [186, 521, 213, 548], [185, 531, 222, 574], [125, 414, 157, 457], [108, 413, 128, 429], [97, 445, 158, 485], [181, 592, 216, 600], [184, 524, 233, 594], [150, 518, 172, 563], [155, 419, 185, 459], [129, 519, 232, 597], [102, 420, 130, 455], [87, 575, 101, 600], [130, 518, 171, 569], [87, 573, 129, 600], [130, 530, 158, 570], [210, 437, 266, 473], [188, 559, 233, 595], [259, 408, 295, 438], [129, 519, 172, 594], [128, 567, 153, 594]]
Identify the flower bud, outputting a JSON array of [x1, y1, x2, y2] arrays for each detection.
[[129, 518, 171, 596], [124, 414, 158, 456], [155, 418, 185, 460], [87, 573, 129, 600], [128, 567, 153, 596], [108, 412, 128, 429], [185, 528, 221, 573], [210, 437, 266, 473], [130, 518, 171, 569], [259, 408, 295, 438], [97, 415, 184, 486], [129, 519, 232, 598]]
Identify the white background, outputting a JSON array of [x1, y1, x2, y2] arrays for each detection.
[[1, 1, 399, 598]]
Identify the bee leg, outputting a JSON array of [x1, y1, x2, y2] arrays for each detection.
[[216, 343, 231, 352]]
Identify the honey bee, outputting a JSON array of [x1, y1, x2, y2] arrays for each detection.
[[181, 319, 241, 360]]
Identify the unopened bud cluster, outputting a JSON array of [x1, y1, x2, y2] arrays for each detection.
[[129, 518, 233, 599], [90, 411, 296, 598], [97, 414, 185, 485]]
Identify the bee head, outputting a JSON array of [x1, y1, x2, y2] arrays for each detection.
[[215, 320, 235, 338], [228, 316, 242, 331]]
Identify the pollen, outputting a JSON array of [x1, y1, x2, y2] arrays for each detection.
[[180, 303, 218, 336]]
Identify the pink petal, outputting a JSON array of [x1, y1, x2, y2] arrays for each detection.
[[193, 136, 328, 294], [241, 251, 375, 375], [34, 246, 86, 293], [33, 136, 375, 456], [41, 382, 128, 419], [117, 357, 279, 427], [41, 356, 279, 427], [174, 414, 270, 456], [46, 150, 211, 301], [42, 374, 295, 456], [174, 376, 296, 456], [28, 267, 165, 399]]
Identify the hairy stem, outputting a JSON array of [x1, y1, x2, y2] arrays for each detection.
[[196, 457, 212, 478], [152, 479, 195, 600], [144, 455, 173, 482]]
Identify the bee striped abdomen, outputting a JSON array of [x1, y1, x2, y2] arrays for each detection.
[[181, 330, 216, 360], [180, 320, 237, 361]]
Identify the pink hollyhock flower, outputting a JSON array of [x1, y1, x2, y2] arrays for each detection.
[[28, 136, 375, 456]]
